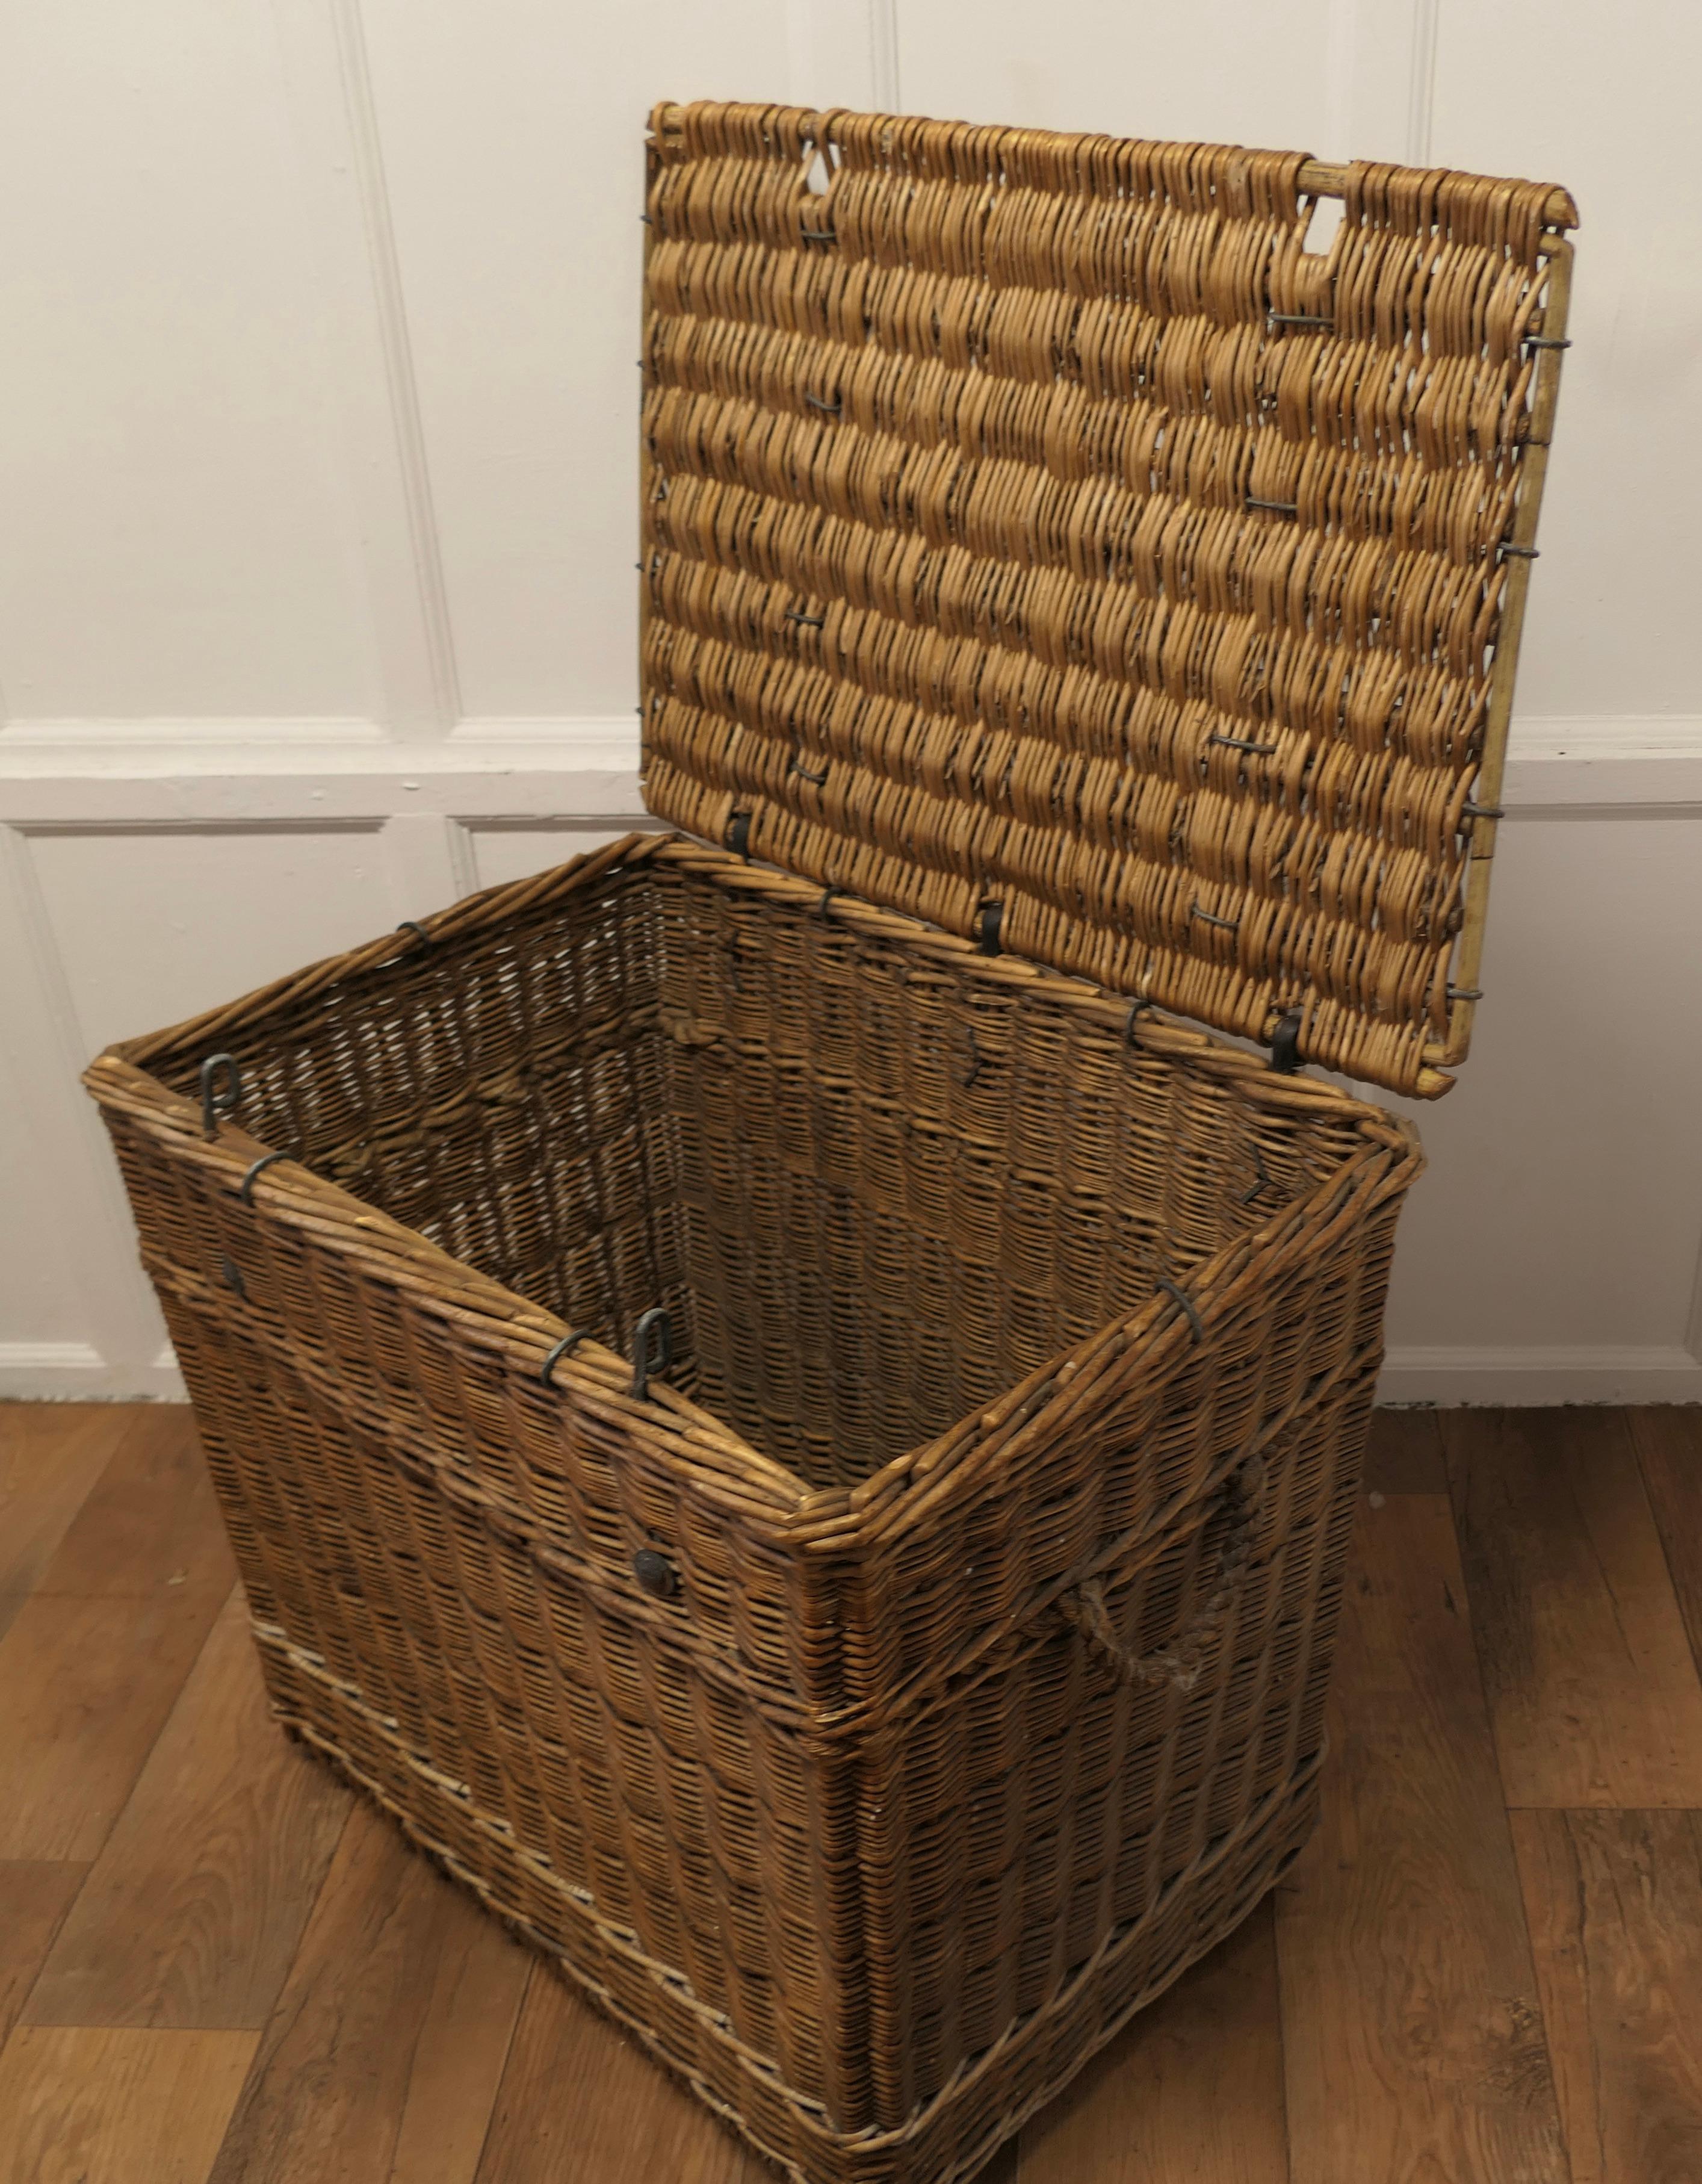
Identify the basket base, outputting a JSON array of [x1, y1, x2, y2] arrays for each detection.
[[264, 1625, 1318, 2184]]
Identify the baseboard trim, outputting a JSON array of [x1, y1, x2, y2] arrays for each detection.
[[1378, 1344, 1702, 1406], [5, 1342, 1697, 1409], [0, 1342, 186, 1401]]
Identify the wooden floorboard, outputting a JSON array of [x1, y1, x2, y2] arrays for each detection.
[[35, 1402, 234, 1610], [1443, 1406, 1702, 1807], [1363, 1405, 1447, 1496], [1629, 1405, 1702, 1683], [0, 1586, 228, 1861], [474, 1960, 766, 2184], [0, 1863, 89, 2049], [1014, 1898, 1288, 2183], [1512, 1808, 1702, 2184], [0, 1399, 1698, 2181], [0, 2024, 256, 2184], [1275, 1491, 1567, 2181], [27, 1595, 352, 2031], [0, 1404, 120, 1642], [206, 1801, 531, 2184]]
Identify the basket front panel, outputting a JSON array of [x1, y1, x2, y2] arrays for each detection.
[[640, 102, 1573, 1096], [145, 1256, 867, 2124], [93, 1050, 875, 2123]]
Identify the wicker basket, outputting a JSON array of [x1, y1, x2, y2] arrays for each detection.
[[85, 102, 1574, 2184]]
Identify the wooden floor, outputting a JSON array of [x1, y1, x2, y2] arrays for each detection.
[[3, 1405, 1702, 2182]]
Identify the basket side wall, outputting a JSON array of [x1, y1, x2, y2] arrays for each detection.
[[127, 854, 699, 1368], [838, 1155, 1410, 2152]]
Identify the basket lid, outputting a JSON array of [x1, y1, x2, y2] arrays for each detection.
[[638, 101, 1576, 1097]]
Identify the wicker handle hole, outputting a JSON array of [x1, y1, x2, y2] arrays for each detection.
[[1300, 193, 1346, 257], [1060, 1455, 1267, 1693]]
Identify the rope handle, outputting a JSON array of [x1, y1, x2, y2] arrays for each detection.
[[1059, 1454, 1267, 1693]]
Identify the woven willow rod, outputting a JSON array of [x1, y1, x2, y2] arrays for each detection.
[[1438, 231, 1573, 1065], [650, 111, 1579, 236], [1295, 158, 1573, 233]]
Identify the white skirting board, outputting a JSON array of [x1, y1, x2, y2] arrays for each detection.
[[4, 1345, 1700, 1410], [0, 1344, 184, 1402], [1378, 1347, 1702, 1408]]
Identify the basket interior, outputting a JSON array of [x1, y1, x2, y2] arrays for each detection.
[[147, 851, 1374, 1489]]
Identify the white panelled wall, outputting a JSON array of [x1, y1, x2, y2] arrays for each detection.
[[1, 0, 1698, 1401]]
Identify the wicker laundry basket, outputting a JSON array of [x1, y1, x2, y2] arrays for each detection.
[[85, 102, 1574, 2184]]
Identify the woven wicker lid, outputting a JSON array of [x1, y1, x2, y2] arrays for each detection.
[[637, 100, 1577, 1097]]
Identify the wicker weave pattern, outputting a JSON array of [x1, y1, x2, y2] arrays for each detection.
[[86, 834, 1420, 2182], [639, 102, 1573, 1096]]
